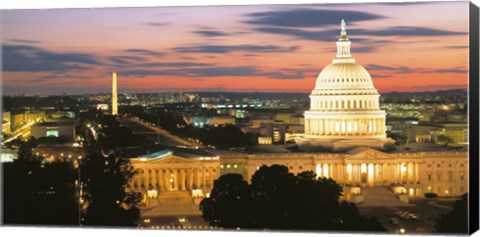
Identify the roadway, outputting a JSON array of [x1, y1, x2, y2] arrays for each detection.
[[358, 198, 456, 234], [118, 117, 197, 147]]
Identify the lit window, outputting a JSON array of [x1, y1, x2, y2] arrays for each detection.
[[227, 164, 231, 169], [220, 165, 224, 169], [233, 164, 238, 168]]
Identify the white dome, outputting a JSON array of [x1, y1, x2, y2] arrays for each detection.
[[312, 62, 379, 96], [303, 19, 386, 140]]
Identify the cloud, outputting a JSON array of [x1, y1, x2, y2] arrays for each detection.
[[135, 62, 213, 67], [171, 44, 299, 53], [366, 64, 467, 75], [26, 74, 91, 83], [2, 44, 99, 72], [109, 55, 147, 64], [253, 26, 466, 42], [348, 26, 467, 37], [244, 9, 384, 28], [412, 84, 467, 90], [122, 49, 164, 57], [445, 45, 468, 49], [121, 66, 305, 79], [193, 30, 229, 37], [144, 22, 170, 26], [11, 39, 41, 44]]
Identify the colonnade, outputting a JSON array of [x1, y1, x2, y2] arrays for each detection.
[[305, 118, 385, 136], [311, 98, 379, 110], [316, 162, 421, 186], [134, 166, 218, 191]]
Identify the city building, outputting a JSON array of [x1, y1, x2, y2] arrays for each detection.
[[30, 118, 76, 142], [298, 19, 394, 151], [126, 20, 468, 208]]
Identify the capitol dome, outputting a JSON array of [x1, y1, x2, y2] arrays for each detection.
[[313, 63, 377, 94], [304, 19, 387, 141]]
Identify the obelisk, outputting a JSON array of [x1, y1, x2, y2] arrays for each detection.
[[112, 71, 118, 115]]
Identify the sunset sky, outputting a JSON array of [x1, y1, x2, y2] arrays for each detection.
[[1, 1, 470, 95]]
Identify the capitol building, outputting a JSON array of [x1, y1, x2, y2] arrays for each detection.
[[125, 20, 468, 207], [300, 19, 394, 151]]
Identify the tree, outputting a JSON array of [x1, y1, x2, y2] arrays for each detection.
[[200, 165, 386, 231], [3, 159, 79, 225], [80, 151, 142, 226], [435, 135, 453, 146], [200, 174, 251, 228], [434, 193, 468, 233]]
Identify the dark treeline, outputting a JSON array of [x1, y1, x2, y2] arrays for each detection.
[[200, 165, 386, 232], [2, 138, 79, 225], [79, 111, 142, 226]]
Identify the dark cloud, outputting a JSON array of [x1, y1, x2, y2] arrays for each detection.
[[144, 22, 170, 26], [11, 39, 41, 44], [135, 62, 213, 67], [434, 68, 468, 74], [412, 84, 467, 90], [121, 66, 305, 79], [254, 27, 337, 41], [171, 44, 299, 53], [366, 64, 467, 75], [253, 26, 466, 42], [123, 49, 164, 57], [445, 45, 468, 49], [193, 30, 229, 37], [244, 9, 384, 28], [3, 44, 99, 72], [348, 27, 467, 37], [109, 55, 146, 64]]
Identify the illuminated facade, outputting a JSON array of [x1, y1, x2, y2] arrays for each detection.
[[127, 20, 468, 208], [301, 20, 392, 150]]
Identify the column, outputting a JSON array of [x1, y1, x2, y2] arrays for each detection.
[[159, 169, 164, 191], [415, 163, 419, 182], [202, 168, 206, 189], [209, 168, 214, 187], [195, 168, 200, 188], [351, 164, 356, 183], [188, 169, 194, 190], [320, 119, 324, 135], [173, 169, 178, 190], [180, 169, 186, 190]]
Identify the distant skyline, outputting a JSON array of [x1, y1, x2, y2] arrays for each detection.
[[2, 2, 469, 95]]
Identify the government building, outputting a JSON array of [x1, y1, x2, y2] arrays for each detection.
[[125, 20, 468, 206]]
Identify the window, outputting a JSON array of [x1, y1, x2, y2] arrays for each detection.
[[220, 164, 224, 168], [437, 164, 441, 168], [460, 186, 465, 193], [460, 173, 464, 180], [427, 174, 432, 181], [234, 164, 238, 168], [448, 172, 453, 181], [437, 174, 442, 181], [427, 164, 431, 168]]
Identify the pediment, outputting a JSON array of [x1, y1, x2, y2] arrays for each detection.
[[345, 148, 394, 161], [149, 155, 198, 164]]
